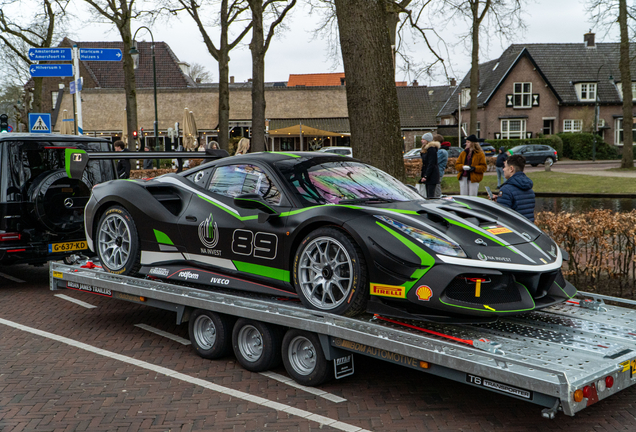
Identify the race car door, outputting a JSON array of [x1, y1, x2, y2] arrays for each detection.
[[177, 162, 293, 289]]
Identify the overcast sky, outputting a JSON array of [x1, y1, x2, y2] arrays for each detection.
[[69, 0, 615, 86]]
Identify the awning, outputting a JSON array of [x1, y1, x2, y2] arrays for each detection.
[[268, 124, 350, 137]]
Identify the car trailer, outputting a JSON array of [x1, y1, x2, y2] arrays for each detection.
[[50, 261, 636, 418]]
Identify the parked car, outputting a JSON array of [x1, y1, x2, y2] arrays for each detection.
[[317, 146, 352, 157], [81, 152, 575, 320], [404, 146, 463, 160], [0, 134, 117, 265], [508, 144, 558, 166], [481, 145, 496, 157]]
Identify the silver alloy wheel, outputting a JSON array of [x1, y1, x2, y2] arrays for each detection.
[[298, 236, 353, 310], [237, 325, 263, 363], [192, 314, 217, 350], [545, 157, 554, 166], [98, 213, 131, 271], [287, 335, 316, 376]]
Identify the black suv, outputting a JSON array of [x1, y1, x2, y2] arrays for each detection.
[[0, 134, 117, 265], [508, 144, 558, 166]]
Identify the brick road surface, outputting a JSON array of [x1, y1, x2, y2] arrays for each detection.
[[0, 264, 635, 431]]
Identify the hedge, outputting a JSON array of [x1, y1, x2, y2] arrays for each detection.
[[556, 133, 619, 160]]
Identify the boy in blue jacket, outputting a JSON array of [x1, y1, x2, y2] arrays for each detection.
[[493, 154, 535, 222]]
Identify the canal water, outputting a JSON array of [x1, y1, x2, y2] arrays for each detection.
[[535, 197, 636, 212]]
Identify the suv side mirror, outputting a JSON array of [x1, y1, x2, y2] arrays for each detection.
[[65, 149, 88, 179], [234, 193, 278, 222]]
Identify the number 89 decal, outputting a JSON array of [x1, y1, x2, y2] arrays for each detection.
[[232, 229, 278, 259]]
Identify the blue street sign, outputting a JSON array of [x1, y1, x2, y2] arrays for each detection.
[[29, 113, 52, 134], [29, 64, 73, 77], [69, 78, 83, 95], [28, 48, 72, 61], [79, 48, 122, 61]]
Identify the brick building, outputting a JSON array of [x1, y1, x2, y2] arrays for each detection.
[[439, 33, 636, 148]]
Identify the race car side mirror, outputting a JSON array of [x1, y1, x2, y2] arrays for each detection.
[[234, 193, 279, 222], [65, 148, 88, 179]]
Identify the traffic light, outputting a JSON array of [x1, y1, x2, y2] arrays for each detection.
[[132, 129, 138, 140], [0, 114, 8, 133]]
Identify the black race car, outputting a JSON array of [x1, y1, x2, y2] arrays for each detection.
[[82, 152, 575, 322]]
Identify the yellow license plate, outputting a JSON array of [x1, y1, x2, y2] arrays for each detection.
[[48, 241, 87, 253]]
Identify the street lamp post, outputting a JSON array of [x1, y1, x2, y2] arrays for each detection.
[[130, 27, 160, 167], [593, 65, 614, 162]]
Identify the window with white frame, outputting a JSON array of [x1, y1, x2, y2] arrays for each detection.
[[563, 119, 583, 133], [576, 83, 597, 101], [614, 118, 636, 145], [615, 82, 636, 101], [500, 119, 526, 139], [460, 88, 471, 106], [513, 82, 532, 108], [51, 92, 58, 109]]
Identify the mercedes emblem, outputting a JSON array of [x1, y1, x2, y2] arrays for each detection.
[[64, 198, 74, 208]]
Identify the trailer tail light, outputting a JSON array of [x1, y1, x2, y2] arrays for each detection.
[[605, 376, 614, 389], [419, 361, 430, 369], [596, 379, 606, 392], [582, 385, 592, 399], [573, 389, 584, 402], [0, 232, 21, 241]]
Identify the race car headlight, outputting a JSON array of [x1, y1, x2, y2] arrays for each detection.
[[375, 215, 467, 257]]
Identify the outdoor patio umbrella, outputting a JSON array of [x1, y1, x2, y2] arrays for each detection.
[[183, 108, 197, 150], [189, 111, 199, 148], [122, 109, 128, 144], [59, 110, 74, 135]]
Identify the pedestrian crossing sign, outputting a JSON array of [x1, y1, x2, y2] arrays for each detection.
[[29, 113, 52, 134]]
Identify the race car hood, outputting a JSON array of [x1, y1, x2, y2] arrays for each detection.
[[347, 195, 560, 271]]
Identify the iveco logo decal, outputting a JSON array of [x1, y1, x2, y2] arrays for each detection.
[[198, 213, 219, 249], [64, 198, 74, 208], [474, 238, 487, 246]]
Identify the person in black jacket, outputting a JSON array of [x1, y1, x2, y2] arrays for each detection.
[[114, 140, 131, 179], [495, 146, 508, 188], [493, 154, 535, 221], [419, 132, 440, 198]]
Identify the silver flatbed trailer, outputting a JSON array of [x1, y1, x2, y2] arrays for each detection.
[[50, 261, 636, 418]]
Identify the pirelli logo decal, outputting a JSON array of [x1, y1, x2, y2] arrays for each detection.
[[370, 283, 406, 299], [486, 226, 513, 235]]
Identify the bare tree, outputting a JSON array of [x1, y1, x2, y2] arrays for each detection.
[[588, 0, 635, 168], [0, 0, 70, 113], [188, 62, 213, 82], [247, 0, 296, 152], [83, 0, 142, 147], [166, 0, 251, 151], [334, 0, 405, 180]]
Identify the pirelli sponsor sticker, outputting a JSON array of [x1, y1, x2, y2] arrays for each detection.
[[486, 226, 513, 235], [370, 283, 406, 299]]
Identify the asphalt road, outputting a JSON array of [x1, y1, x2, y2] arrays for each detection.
[[1, 263, 635, 431]]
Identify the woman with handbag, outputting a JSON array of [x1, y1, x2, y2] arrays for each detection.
[[454, 135, 487, 196]]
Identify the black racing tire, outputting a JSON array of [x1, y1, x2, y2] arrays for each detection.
[[26, 169, 92, 233], [544, 157, 554, 166], [282, 329, 333, 386], [189, 309, 233, 359], [95, 206, 141, 275], [293, 227, 368, 317], [232, 318, 283, 372]]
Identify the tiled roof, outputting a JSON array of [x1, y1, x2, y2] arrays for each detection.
[[396, 86, 437, 128], [269, 118, 350, 133], [439, 42, 636, 116], [61, 37, 194, 89], [426, 84, 456, 117], [288, 73, 346, 87]]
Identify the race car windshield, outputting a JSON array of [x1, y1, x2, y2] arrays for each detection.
[[277, 160, 422, 206]]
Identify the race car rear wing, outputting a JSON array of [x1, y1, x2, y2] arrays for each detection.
[[65, 148, 229, 179]]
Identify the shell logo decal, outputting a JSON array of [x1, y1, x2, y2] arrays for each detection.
[[416, 285, 433, 301]]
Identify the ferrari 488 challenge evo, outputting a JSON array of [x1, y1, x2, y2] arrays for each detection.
[[83, 152, 576, 322]]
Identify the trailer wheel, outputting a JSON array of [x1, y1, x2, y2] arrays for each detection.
[[189, 310, 232, 359], [96, 206, 140, 275], [282, 330, 333, 386], [232, 318, 282, 372]]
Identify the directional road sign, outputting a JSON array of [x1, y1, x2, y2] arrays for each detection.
[[79, 48, 122, 61], [69, 78, 83, 95], [29, 64, 73, 77], [29, 113, 52, 134], [28, 48, 72, 61]]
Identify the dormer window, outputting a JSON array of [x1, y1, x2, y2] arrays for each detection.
[[615, 82, 636, 101], [576, 83, 597, 101], [460, 88, 471, 106], [513, 82, 532, 108]]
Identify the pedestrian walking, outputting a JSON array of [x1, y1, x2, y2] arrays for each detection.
[[495, 146, 508, 189], [492, 154, 536, 221], [114, 140, 131, 179], [419, 132, 440, 198], [143, 145, 154, 170], [435, 135, 450, 198], [454, 135, 487, 196]]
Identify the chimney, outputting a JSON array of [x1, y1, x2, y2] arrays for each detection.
[[230, 76, 235, 84], [412, 80, 419, 87], [450, 78, 457, 87], [584, 31, 595, 48]]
